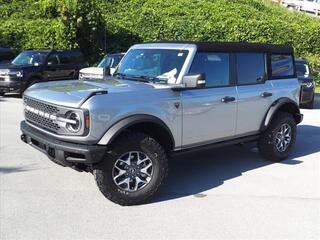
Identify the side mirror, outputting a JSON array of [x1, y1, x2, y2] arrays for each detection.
[[103, 67, 111, 79], [183, 73, 206, 88], [256, 73, 267, 83]]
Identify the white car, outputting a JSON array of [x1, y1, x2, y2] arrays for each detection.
[[298, 0, 320, 15], [79, 53, 125, 80], [281, 0, 301, 8]]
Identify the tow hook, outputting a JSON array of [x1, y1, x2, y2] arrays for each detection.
[[21, 134, 27, 143]]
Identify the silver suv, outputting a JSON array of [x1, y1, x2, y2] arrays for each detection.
[[20, 42, 303, 205]]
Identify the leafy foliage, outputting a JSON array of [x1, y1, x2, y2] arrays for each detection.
[[0, 0, 319, 85]]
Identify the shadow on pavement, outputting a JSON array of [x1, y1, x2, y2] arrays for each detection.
[[154, 124, 319, 203], [0, 94, 21, 102], [0, 164, 40, 175]]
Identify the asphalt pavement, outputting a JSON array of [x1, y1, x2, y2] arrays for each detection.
[[0, 94, 319, 240]]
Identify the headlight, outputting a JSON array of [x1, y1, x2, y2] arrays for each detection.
[[65, 111, 82, 133], [305, 82, 314, 88], [302, 81, 314, 88], [8, 70, 23, 78]]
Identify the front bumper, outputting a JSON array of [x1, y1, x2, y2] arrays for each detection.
[[0, 80, 25, 93], [20, 121, 107, 171]]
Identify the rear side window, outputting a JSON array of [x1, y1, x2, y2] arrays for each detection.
[[236, 53, 265, 85], [189, 52, 230, 87], [58, 51, 84, 65], [271, 54, 294, 78]]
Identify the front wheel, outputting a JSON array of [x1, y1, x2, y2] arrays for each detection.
[[93, 132, 168, 206], [258, 112, 297, 161]]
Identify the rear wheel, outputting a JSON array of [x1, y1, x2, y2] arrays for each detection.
[[93, 132, 168, 206], [258, 112, 297, 161]]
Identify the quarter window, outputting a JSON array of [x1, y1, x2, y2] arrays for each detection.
[[236, 53, 265, 85], [271, 54, 294, 78], [189, 52, 230, 87]]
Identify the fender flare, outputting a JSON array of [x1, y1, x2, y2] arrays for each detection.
[[260, 97, 302, 132], [97, 114, 175, 148]]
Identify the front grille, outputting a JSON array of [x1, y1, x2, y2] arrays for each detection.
[[24, 97, 59, 115], [24, 97, 60, 132], [25, 111, 60, 131]]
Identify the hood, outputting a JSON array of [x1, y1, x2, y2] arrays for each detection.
[[298, 75, 314, 82], [24, 78, 163, 108], [0, 63, 34, 70], [80, 67, 103, 75], [80, 67, 117, 78]]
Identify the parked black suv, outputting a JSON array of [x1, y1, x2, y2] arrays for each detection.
[[296, 58, 315, 109], [0, 49, 87, 96], [0, 47, 15, 65]]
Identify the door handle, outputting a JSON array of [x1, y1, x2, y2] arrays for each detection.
[[261, 92, 273, 98], [221, 96, 236, 103]]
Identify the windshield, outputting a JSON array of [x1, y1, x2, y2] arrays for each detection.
[[12, 52, 48, 65], [98, 55, 123, 68], [115, 49, 188, 83], [296, 63, 310, 76]]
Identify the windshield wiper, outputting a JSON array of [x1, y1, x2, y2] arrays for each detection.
[[115, 73, 153, 83]]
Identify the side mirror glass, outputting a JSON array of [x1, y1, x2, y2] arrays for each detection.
[[183, 73, 206, 88]]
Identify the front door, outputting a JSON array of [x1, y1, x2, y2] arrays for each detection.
[[181, 52, 237, 147]]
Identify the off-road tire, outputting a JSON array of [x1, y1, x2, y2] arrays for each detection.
[[93, 131, 168, 206], [258, 112, 296, 161]]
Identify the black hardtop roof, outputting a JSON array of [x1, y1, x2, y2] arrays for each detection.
[[156, 41, 294, 54]]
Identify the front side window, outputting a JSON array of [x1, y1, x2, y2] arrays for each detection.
[[98, 54, 123, 68], [12, 52, 48, 66], [47, 54, 60, 65], [271, 54, 294, 78], [236, 53, 265, 85], [189, 52, 230, 87], [116, 49, 188, 82]]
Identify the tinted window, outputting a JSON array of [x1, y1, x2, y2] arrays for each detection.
[[58, 51, 84, 64], [47, 54, 60, 65], [189, 52, 229, 87], [236, 53, 265, 85], [12, 51, 48, 65], [271, 54, 294, 78]]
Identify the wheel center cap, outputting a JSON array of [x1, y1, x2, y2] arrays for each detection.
[[129, 168, 136, 174]]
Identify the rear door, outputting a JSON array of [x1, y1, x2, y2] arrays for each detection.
[[235, 53, 274, 135], [57, 51, 80, 79], [181, 52, 237, 147], [45, 52, 62, 80]]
